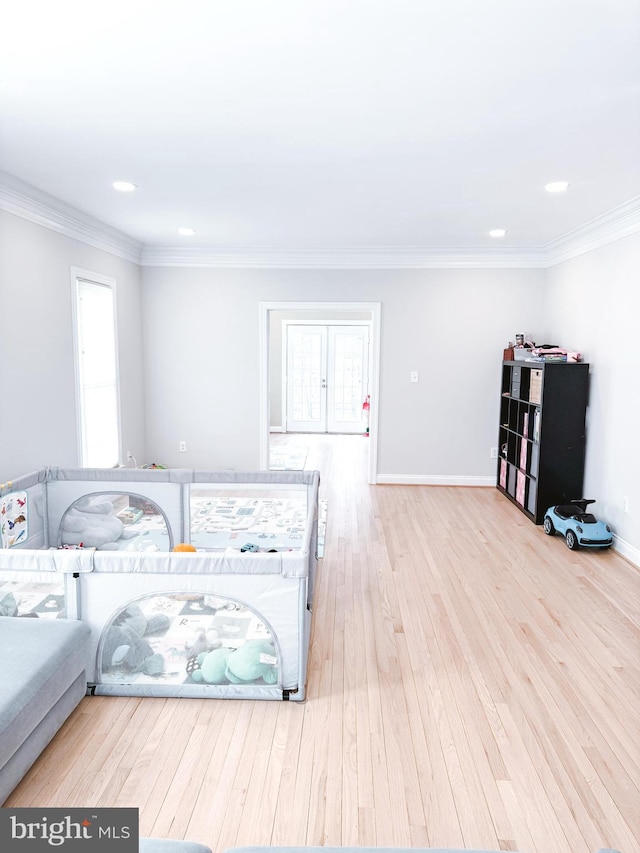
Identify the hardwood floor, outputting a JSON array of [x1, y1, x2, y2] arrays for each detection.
[[7, 434, 639, 853]]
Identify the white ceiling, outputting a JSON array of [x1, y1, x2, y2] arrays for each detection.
[[1, 0, 639, 259]]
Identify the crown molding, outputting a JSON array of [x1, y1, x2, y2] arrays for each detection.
[[544, 195, 640, 266], [0, 171, 143, 264], [2, 171, 638, 270], [139, 245, 547, 269]]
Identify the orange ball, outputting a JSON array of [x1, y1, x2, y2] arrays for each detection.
[[173, 543, 197, 552]]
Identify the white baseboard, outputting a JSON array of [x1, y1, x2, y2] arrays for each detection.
[[613, 534, 640, 569], [376, 474, 495, 487], [269, 426, 285, 433]]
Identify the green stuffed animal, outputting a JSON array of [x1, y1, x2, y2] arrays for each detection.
[[189, 639, 279, 685], [225, 639, 279, 685], [190, 647, 230, 684]]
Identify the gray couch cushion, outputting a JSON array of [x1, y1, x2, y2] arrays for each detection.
[[225, 848, 619, 853], [0, 616, 90, 769], [226, 848, 516, 853], [0, 671, 86, 804], [140, 840, 212, 853]]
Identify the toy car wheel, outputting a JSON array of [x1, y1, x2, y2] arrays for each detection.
[[565, 530, 579, 550], [543, 516, 555, 535]]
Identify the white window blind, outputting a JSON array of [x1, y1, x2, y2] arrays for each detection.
[[74, 277, 120, 467]]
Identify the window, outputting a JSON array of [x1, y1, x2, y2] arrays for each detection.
[[72, 270, 121, 467]]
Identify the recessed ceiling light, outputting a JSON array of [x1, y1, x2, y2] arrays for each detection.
[[544, 181, 569, 193], [489, 229, 507, 238], [112, 180, 137, 192], [177, 227, 196, 236]]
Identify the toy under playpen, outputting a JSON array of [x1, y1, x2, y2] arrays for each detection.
[[0, 467, 320, 701]]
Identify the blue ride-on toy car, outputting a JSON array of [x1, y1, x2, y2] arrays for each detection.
[[543, 499, 613, 550]]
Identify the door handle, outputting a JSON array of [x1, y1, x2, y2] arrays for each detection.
[[321, 380, 326, 389]]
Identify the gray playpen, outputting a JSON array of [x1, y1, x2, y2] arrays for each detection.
[[0, 467, 320, 701]]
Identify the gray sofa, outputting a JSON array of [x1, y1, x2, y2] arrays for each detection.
[[141, 841, 212, 853], [0, 615, 91, 804], [226, 845, 621, 853]]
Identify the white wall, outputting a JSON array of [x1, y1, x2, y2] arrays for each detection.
[[544, 232, 640, 561], [4, 201, 637, 559], [0, 211, 146, 482], [140, 266, 545, 479]]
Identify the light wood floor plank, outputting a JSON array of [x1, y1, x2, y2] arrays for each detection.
[[5, 434, 639, 853]]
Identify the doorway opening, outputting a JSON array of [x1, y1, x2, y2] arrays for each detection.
[[259, 302, 381, 485], [284, 322, 370, 434]]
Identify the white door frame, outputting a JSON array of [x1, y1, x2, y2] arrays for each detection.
[[281, 319, 372, 433], [259, 302, 381, 485]]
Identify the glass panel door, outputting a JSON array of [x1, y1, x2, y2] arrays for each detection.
[[285, 324, 369, 434], [327, 326, 369, 433], [285, 326, 327, 432]]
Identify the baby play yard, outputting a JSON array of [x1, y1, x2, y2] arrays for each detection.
[[0, 466, 320, 701]]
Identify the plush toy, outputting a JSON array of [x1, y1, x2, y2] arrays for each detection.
[[101, 604, 170, 676], [184, 625, 221, 657], [189, 639, 278, 685], [225, 639, 279, 684], [0, 592, 18, 617], [190, 647, 231, 684], [61, 498, 138, 550]]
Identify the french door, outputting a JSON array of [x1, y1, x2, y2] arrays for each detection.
[[285, 324, 369, 433]]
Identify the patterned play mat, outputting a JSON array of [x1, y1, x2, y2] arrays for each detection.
[[318, 499, 327, 558], [191, 495, 327, 556], [269, 446, 308, 470], [0, 579, 66, 618], [190, 496, 308, 549], [0, 496, 327, 621], [120, 495, 327, 555]]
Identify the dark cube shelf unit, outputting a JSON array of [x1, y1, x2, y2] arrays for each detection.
[[497, 360, 589, 524]]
